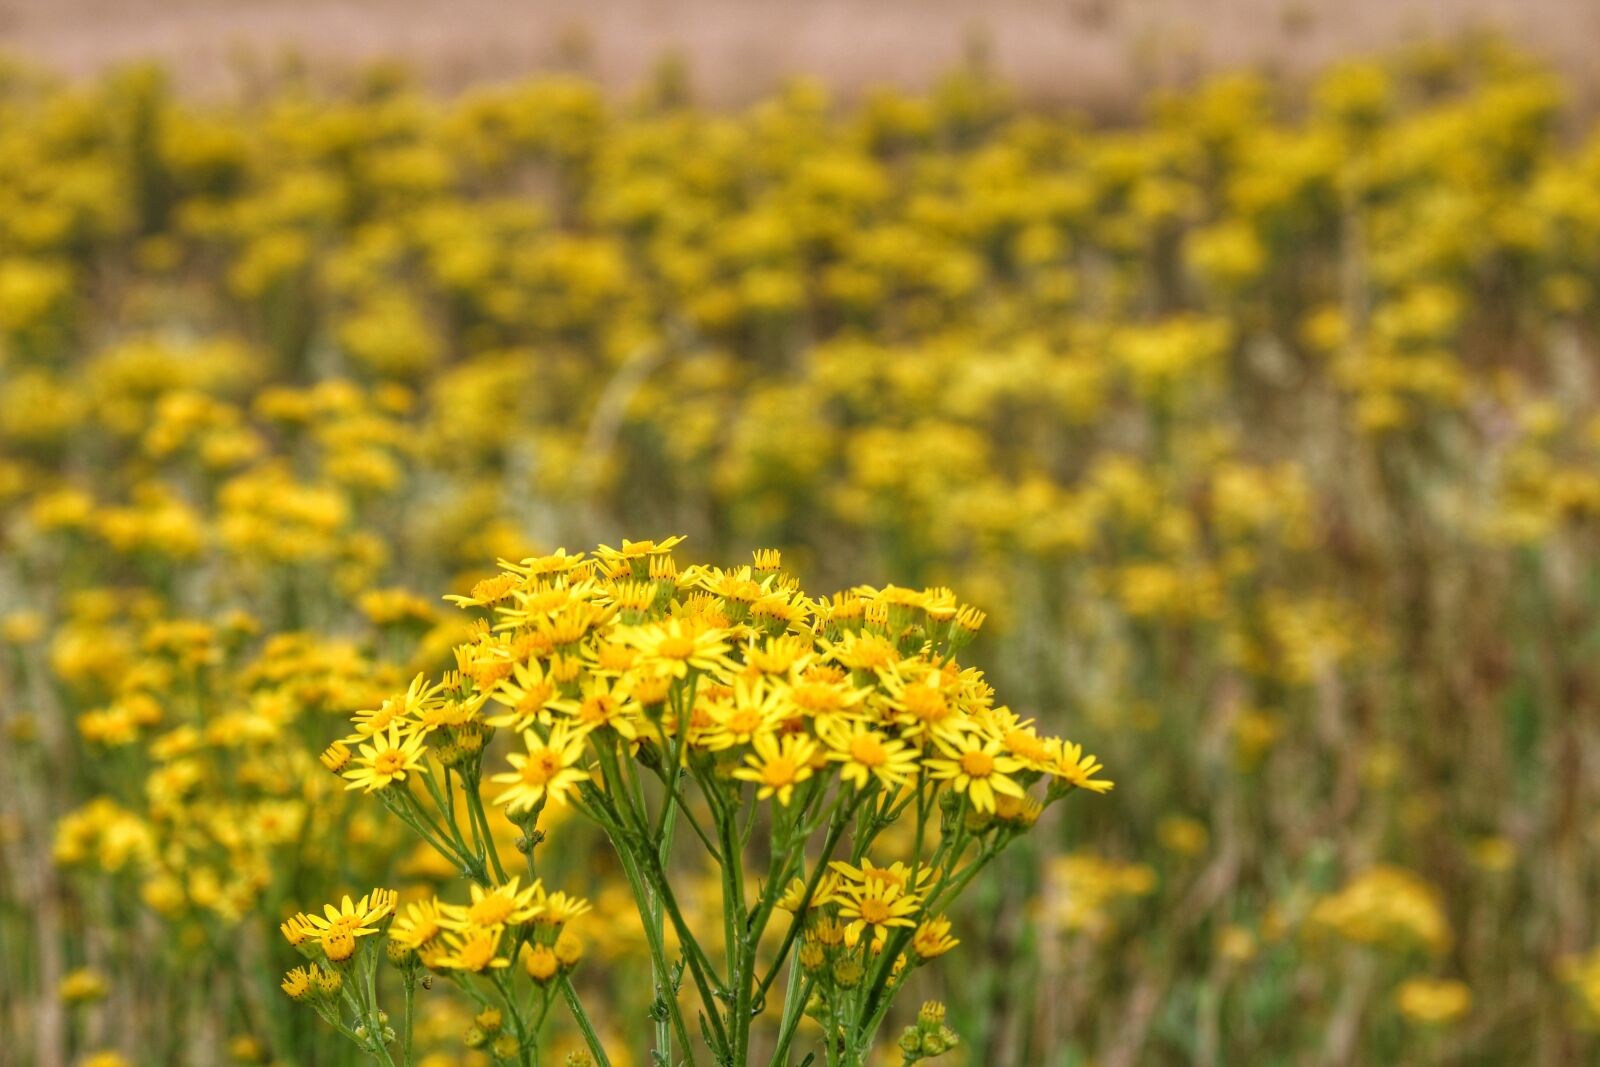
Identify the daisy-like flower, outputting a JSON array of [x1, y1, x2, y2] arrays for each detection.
[[342, 725, 429, 793], [788, 665, 870, 724], [924, 733, 1026, 814], [741, 634, 814, 678], [732, 732, 819, 805], [534, 890, 592, 927], [390, 898, 447, 950], [829, 858, 934, 896], [835, 879, 921, 948], [286, 888, 396, 947], [821, 631, 902, 676], [1044, 739, 1114, 794], [699, 678, 789, 751], [775, 870, 845, 912], [349, 674, 446, 739], [434, 927, 511, 972], [441, 877, 546, 931], [912, 915, 959, 959], [489, 723, 591, 813], [486, 659, 560, 732], [443, 571, 522, 609], [879, 666, 969, 743], [617, 618, 735, 679], [594, 536, 686, 578], [821, 720, 921, 790], [549, 673, 642, 739]]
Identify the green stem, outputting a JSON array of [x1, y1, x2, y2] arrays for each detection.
[[560, 974, 614, 1067]]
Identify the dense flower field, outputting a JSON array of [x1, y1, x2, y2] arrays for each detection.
[[4, 36, 1600, 1066]]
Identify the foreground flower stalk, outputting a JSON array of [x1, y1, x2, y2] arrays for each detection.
[[286, 537, 1110, 1065]]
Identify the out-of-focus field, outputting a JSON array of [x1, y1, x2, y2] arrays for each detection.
[[5, 30, 1600, 1067], [3, 0, 1600, 108]]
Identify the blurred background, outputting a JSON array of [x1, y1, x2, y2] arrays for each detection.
[[5, 1, 1600, 1065]]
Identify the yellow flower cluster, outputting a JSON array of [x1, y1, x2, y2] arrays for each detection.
[[300, 538, 1107, 1065]]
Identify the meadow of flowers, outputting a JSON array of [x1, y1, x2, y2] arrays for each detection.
[[5, 35, 1600, 1067]]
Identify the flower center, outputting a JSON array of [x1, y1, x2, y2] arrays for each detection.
[[858, 898, 892, 925], [850, 736, 888, 766], [374, 751, 407, 775], [903, 687, 948, 722], [580, 696, 614, 723], [727, 710, 763, 734], [469, 895, 516, 926], [657, 636, 696, 660], [761, 756, 798, 787], [960, 750, 995, 778], [521, 755, 558, 786], [459, 937, 495, 970]]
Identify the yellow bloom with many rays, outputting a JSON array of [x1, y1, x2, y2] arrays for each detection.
[[835, 879, 921, 948], [487, 658, 561, 732], [821, 720, 920, 790], [441, 877, 546, 931], [617, 618, 734, 679], [699, 677, 789, 751], [732, 732, 819, 805], [434, 926, 511, 972], [390, 898, 447, 950], [349, 674, 445, 739], [341, 725, 429, 793], [830, 858, 934, 895], [775, 870, 846, 912], [550, 673, 642, 739], [912, 915, 959, 959], [924, 733, 1025, 814], [1044, 738, 1115, 795], [490, 722, 591, 813], [283, 888, 396, 946], [879, 666, 968, 744]]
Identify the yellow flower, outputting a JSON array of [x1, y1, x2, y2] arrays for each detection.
[[835, 879, 920, 948], [732, 732, 819, 805], [1043, 739, 1114, 795], [821, 720, 920, 790], [441, 878, 546, 931], [699, 678, 789, 751], [490, 723, 591, 812], [58, 968, 108, 1003], [280, 965, 317, 1000], [435, 927, 511, 972], [924, 733, 1025, 814], [912, 915, 959, 959], [617, 618, 734, 679], [288, 888, 397, 945], [1396, 978, 1472, 1025], [342, 725, 429, 793], [390, 899, 447, 950], [487, 659, 560, 732]]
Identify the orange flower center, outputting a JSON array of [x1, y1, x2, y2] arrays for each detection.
[[960, 750, 995, 778], [850, 735, 888, 766], [521, 752, 560, 786], [903, 687, 948, 723], [374, 751, 408, 775], [468, 895, 516, 926], [657, 636, 697, 660], [761, 756, 798, 787], [858, 898, 892, 925]]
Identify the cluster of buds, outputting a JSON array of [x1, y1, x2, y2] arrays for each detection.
[[896, 1001, 959, 1063]]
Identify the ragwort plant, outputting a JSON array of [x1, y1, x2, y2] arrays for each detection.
[[281, 538, 1110, 1066]]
